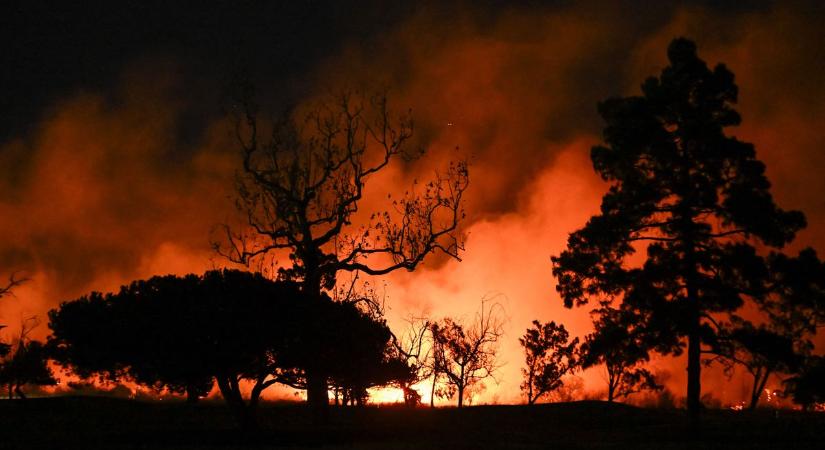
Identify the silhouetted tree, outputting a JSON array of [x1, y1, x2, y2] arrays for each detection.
[[215, 88, 470, 416], [49, 270, 300, 428], [717, 321, 804, 409], [127, 274, 216, 403], [197, 270, 302, 427], [48, 275, 217, 402], [0, 317, 56, 399], [322, 300, 413, 406], [0, 273, 28, 358], [0, 273, 26, 299], [762, 248, 825, 336], [431, 298, 503, 407], [709, 249, 825, 409], [519, 320, 579, 404], [47, 292, 124, 381], [552, 38, 805, 424], [390, 316, 431, 407], [580, 308, 660, 403], [784, 356, 825, 410]]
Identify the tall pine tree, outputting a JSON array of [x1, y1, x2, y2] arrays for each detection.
[[552, 38, 805, 424]]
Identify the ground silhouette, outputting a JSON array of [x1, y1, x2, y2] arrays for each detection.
[[0, 397, 823, 449]]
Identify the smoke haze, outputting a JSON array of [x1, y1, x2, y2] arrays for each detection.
[[2, 1, 824, 404]]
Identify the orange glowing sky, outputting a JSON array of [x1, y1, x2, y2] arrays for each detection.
[[2, 2, 824, 405]]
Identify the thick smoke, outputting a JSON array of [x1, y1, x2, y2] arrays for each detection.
[[1, 2, 823, 404], [0, 58, 237, 338], [324, 3, 825, 403]]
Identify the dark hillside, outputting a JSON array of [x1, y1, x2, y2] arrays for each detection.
[[1, 397, 822, 449]]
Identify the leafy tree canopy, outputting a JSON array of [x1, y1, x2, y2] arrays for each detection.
[[552, 38, 805, 419]]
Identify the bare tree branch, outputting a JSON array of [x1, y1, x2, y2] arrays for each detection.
[[0, 273, 29, 299]]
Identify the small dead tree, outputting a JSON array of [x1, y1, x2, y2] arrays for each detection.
[[431, 298, 504, 407], [0, 273, 27, 299], [0, 273, 28, 358], [390, 316, 431, 407], [0, 317, 56, 399], [215, 87, 470, 415]]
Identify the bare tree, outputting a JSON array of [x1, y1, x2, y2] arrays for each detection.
[[390, 316, 432, 406], [430, 298, 504, 407], [0, 273, 28, 358], [215, 87, 469, 415], [0, 273, 27, 299], [0, 316, 56, 399]]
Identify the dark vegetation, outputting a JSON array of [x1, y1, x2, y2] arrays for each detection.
[[519, 320, 578, 404], [213, 86, 469, 419], [0, 274, 28, 358], [551, 38, 825, 423], [1, 397, 824, 449], [0, 318, 56, 399], [48, 270, 414, 428], [429, 297, 504, 407], [579, 308, 661, 403]]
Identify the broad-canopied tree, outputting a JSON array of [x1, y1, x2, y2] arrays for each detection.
[[196, 270, 301, 426], [49, 269, 414, 425], [125, 274, 216, 403], [552, 38, 805, 424], [49, 270, 300, 428], [318, 300, 413, 406], [519, 320, 579, 405], [580, 308, 661, 403], [215, 89, 469, 416], [47, 292, 125, 381]]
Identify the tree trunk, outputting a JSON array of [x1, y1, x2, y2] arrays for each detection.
[[243, 382, 265, 430], [686, 306, 701, 426], [430, 374, 437, 408], [303, 273, 329, 422], [217, 376, 256, 430], [527, 373, 535, 405], [306, 369, 329, 423], [457, 384, 464, 408], [684, 236, 702, 429], [749, 369, 771, 411]]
